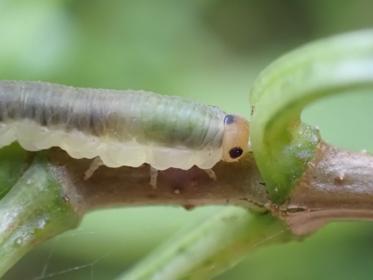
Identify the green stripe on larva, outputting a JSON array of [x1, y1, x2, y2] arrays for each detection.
[[0, 81, 250, 170]]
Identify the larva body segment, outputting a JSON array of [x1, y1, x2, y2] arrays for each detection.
[[0, 81, 240, 170]]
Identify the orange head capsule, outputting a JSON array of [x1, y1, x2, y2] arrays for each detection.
[[222, 114, 250, 162]]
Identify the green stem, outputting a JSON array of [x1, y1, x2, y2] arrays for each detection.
[[250, 30, 373, 202], [0, 144, 30, 199], [118, 207, 291, 280], [0, 156, 81, 276]]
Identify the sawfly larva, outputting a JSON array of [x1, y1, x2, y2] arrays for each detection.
[[0, 81, 250, 172]]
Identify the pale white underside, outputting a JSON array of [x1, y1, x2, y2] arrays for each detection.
[[0, 120, 222, 170]]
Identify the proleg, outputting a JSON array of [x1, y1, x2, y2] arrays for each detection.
[[0, 81, 250, 170]]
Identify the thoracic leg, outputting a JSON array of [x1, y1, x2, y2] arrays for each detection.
[[150, 166, 158, 188], [84, 157, 103, 180], [204, 169, 217, 181]]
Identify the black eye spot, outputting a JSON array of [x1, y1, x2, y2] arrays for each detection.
[[224, 114, 235, 124], [229, 147, 243, 159]]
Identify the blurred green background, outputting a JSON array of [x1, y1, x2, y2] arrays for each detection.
[[2, 0, 373, 279]]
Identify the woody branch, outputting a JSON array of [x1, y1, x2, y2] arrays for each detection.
[[47, 143, 373, 235]]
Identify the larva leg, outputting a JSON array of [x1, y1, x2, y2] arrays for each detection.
[[204, 169, 217, 181], [150, 166, 158, 189], [84, 157, 104, 180]]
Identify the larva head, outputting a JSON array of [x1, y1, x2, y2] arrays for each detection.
[[222, 114, 250, 162]]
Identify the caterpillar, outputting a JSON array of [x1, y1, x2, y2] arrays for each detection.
[[0, 81, 250, 173]]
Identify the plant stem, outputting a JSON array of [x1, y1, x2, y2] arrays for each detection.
[[47, 148, 269, 211], [1, 138, 373, 278], [117, 207, 291, 280], [250, 30, 373, 202], [0, 156, 81, 276], [282, 142, 373, 235], [0, 144, 31, 199]]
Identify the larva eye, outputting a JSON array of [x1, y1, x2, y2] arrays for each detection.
[[229, 147, 243, 159], [224, 114, 235, 125]]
